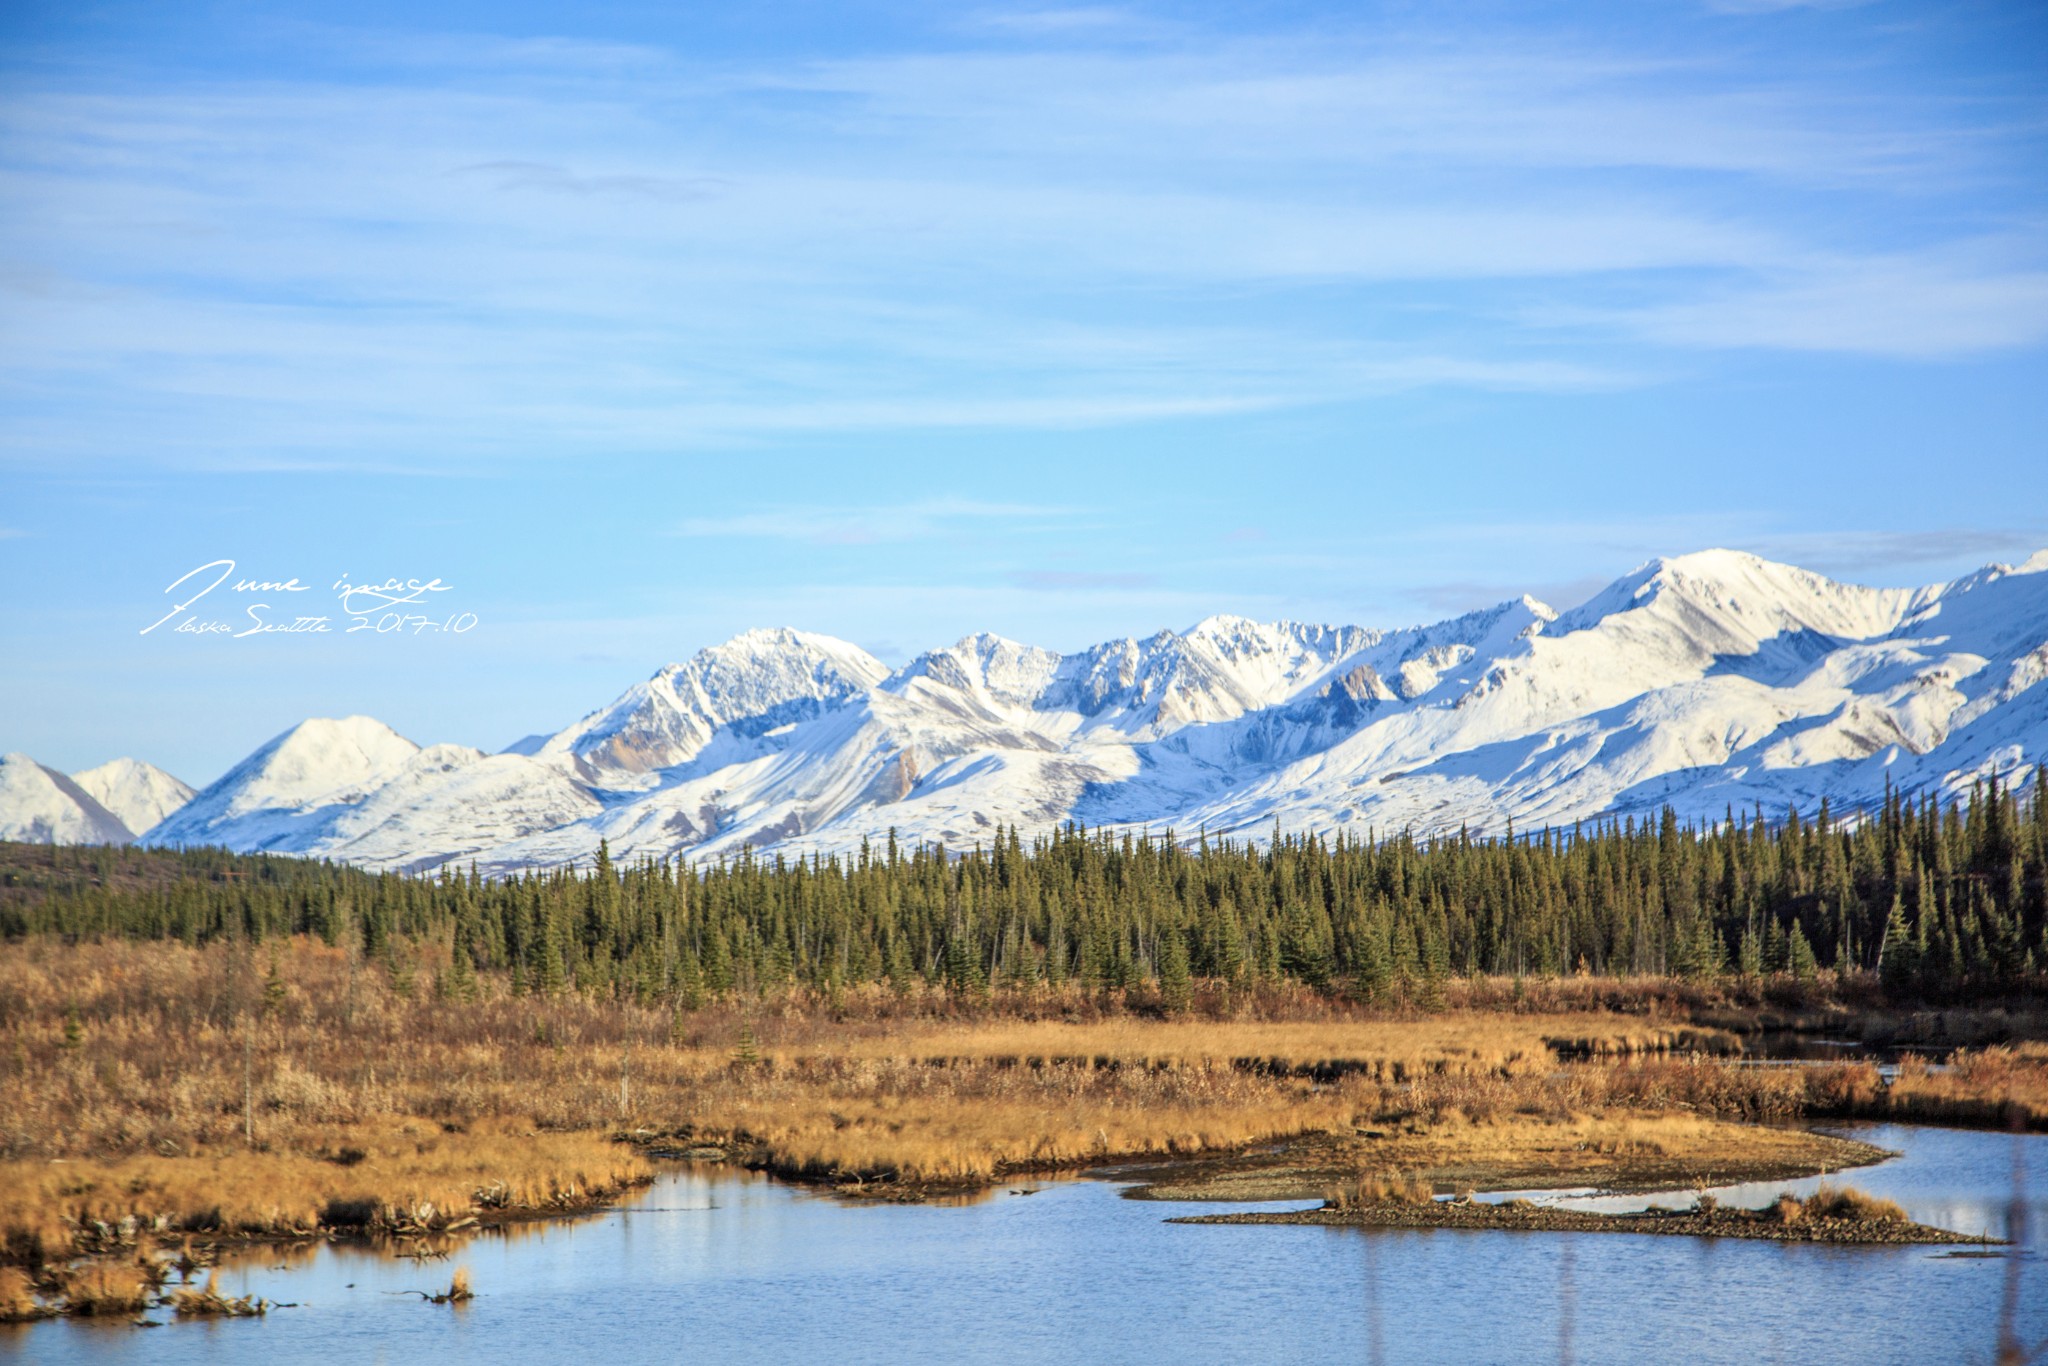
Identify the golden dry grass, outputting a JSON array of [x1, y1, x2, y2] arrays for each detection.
[[0, 1266, 51, 1322], [690, 1056, 1362, 1183], [1357, 1108, 1844, 1175], [1, 935, 2039, 1269], [1767, 1183, 1909, 1226], [1887, 1046, 2048, 1127], [437, 1267, 472, 1304], [54, 1260, 151, 1317], [0, 1116, 651, 1263], [4, 938, 1535, 1254], [1127, 1104, 1889, 1205], [797, 1013, 1727, 1073], [171, 1270, 266, 1318], [1325, 1172, 1436, 1208]]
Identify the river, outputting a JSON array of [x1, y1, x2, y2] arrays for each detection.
[[8, 1122, 2044, 1365]]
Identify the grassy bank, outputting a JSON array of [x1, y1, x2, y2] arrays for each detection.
[[4, 936, 2044, 1275]]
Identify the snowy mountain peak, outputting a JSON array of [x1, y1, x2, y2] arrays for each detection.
[[70, 758, 195, 837], [0, 753, 135, 845], [1183, 612, 1273, 643], [242, 716, 420, 789], [1554, 548, 1915, 652], [545, 627, 889, 776], [888, 634, 1064, 708], [145, 716, 421, 847], [1652, 546, 1775, 577], [27, 545, 2047, 873], [662, 626, 886, 679]]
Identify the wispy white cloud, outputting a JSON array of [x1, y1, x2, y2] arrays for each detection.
[[674, 497, 1081, 544], [1413, 575, 1611, 616], [1738, 528, 2048, 576], [0, 6, 2040, 475], [1702, 0, 1877, 14], [780, 43, 1978, 185], [1612, 260, 2048, 356], [1008, 569, 1159, 591], [455, 160, 728, 203], [291, 25, 676, 74], [968, 7, 1158, 36]]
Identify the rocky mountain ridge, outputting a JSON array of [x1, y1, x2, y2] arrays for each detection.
[[8, 548, 2043, 873]]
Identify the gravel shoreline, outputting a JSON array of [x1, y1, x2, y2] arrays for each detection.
[[1175, 1198, 1997, 1244]]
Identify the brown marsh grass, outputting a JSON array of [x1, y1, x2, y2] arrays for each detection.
[[433, 1267, 473, 1305], [1771, 1183, 1909, 1226], [803, 1013, 1728, 1074], [171, 1270, 266, 1317], [51, 1260, 152, 1317], [0, 1265, 50, 1322], [3, 936, 2041, 1268], [1888, 1046, 2048, 1128], [1325, 1172, 1436, 1208]]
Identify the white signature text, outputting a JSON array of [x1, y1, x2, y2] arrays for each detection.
[[142, 559, 477, 639]]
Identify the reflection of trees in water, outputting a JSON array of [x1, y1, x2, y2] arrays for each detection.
[[1362, 1233, 1383, 1366], [1558, 1238, 1575, 1366], [1998, 1121, 2044, 1366]]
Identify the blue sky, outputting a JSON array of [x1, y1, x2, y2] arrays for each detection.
[[3, 0, 2046, 783]]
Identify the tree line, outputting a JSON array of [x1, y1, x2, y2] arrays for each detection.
[[4, 770, 2044, 1006]]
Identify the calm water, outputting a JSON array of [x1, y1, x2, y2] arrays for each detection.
[[7, 1123, 2043, 1365]]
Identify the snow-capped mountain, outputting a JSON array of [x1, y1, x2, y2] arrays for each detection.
[[535, 627, 891, 782], [0, 754, 134, 845], [70, 758, 195, 837], [12, 545, 2033, 873], [146, 715, 424, 851], [137, 716, 603, 870]]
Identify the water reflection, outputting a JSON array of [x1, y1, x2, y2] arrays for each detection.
[[1557, 1237, 1576, 1366], [1362, 1226, 1385, 1366], [1490, 1124, 2048, 1245], [9, 1126, 2045, 1366]]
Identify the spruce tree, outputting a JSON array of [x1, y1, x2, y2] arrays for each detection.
[[1351, 921, 1392, 1003], [537, 930, 567, 996], [1878, 893, 1917, 998], [445, 931, 479, 1003], [1788, 920, 1818, 982], [1156, 929, 1192, 1014], [1737, 923, 1762, 979]]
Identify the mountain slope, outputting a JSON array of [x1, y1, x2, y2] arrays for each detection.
[[0, 754, 134, 844], [65, 546, 2048, 873], [536, 628, 891, 782], [144, 716, 425, 851], [71, 758, 196, 837]]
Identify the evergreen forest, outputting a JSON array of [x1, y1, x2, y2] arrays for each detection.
[[5, 772, 2045, 1008]]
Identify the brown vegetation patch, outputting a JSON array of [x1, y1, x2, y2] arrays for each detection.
[[1886, 1046, 2048, 1128], [172, 1270, 267, 1318], [1120, 1113, 1888, 1204], [1181, 1182, 1986, 1245], [1, 937, 2038, 1269]]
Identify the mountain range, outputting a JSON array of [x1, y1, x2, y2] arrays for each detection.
[[8, 548, 2046, 873], [0, 754, 193, 846]]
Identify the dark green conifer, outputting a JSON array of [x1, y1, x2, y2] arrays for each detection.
[[1788, 920, 1818, 982]]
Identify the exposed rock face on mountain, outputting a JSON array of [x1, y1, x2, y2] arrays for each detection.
[[19, 546, 2033, 874], [535, 628, 892, 780]]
